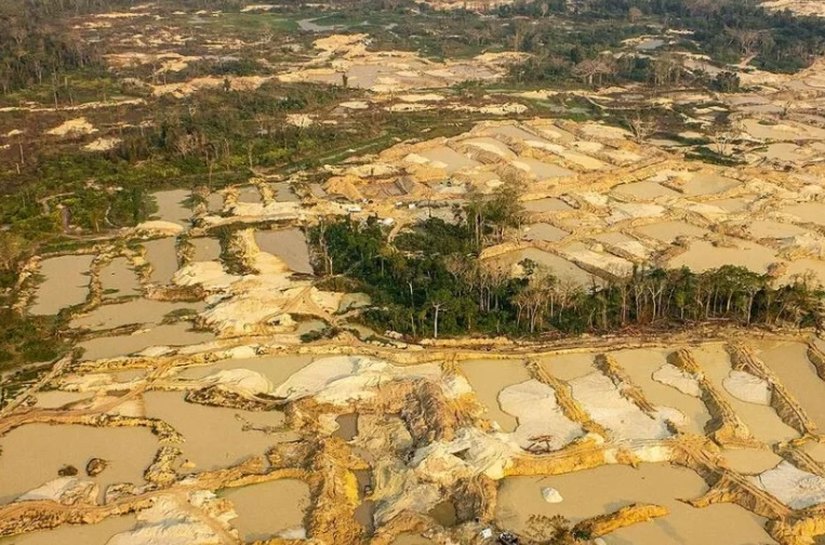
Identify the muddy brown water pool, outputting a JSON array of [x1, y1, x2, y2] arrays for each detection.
[[143, 391, 296, 472], [222, 478, 310, 541], [254, 228, 312, 274], [0, 515, 137, 545], [189, 237, 221, 262], [496, 464, 775, 545], [524, 197, 573, 213], [692, 345, 798, 444], [99, 257, 140, 297], [609, 348, 711, 436], [0, 424, 157, 504], [178, 354, 313, 386], [334, 414, 359, 441], [150, 189, 191, 226], [392, 533, 436, 545], [459, 359, 531, 432], [29, 254, 94, 315], [142, 237, 178, 285], [78, 322, 215, 360], [71, 299, 206, 331], [493, 248, 594, 287], [754, 340, 825, 430]]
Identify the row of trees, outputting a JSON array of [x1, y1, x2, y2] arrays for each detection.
[[501, 0, 825, 87], [308, 210, 824, 339]]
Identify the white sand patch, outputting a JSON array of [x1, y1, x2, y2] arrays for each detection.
[[109, 492, 229, 545], [652, 364, 701, 397], [607, 202, 666, 224], [751, 461, 825, 509], [286, 114, 314, 128], [47, 117, 98, 137], [723, 370, 771, 405], [569, 372, 673, 440], [201, 368, 273, 397], [273, 355, 447, 405], [133, 220, 184, 237], [339, 101, 370, 110], [498, 380, 584, 451], [542, 487, 563, 503], [398, 93, 444, 102], [84, 137, 121, 152], [18, 477, 96, 503]]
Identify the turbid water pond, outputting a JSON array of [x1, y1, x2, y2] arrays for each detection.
[[223, 479, 310, 540], [189, 237, 221, 262], [496, 464, 775, 545], [609, 348, 710, 436], [150, 189, 191, 226], [142, 237, 178, 285], [29, 255, 94, 315], [692, 345, 798, 444], [71, 299, 205, 331], [78, 322, 214, 360], [459, 359, 531, 432], [99, 257, 140, 297], [254, 228, 312, 274], [0, 424, 157, 503], [0, 515, 137, 545], [754, 340, 825, 430], [178, 354, 313, 386], [143, 391, 296, 472]]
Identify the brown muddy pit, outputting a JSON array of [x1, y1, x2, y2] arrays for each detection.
[[692, 345, 798, 444], [0, 515, 137, 545], [32, 390, 90, 409], [142, 237, 178, 284], [428, 500, 458, 527], [237, 185, 262, 204], [29, 254, 94, 315], [496, 464, 775, 545], [754, 340, 825, 430], [71, 299, 205, 331], [680, 173, 739, 196], [150, 189, 191, 226], [223, 479, 310, 541], [206, 191, 224, 212], [780, 259, 825, 286], [747, 220, 807, 239], [178, 354, 314, 386], [418, 146, 480, 173], [78, 322, 215, 360], [143, 391, 295, 472], [459, 359, 531, 432], [0, 424, 157, 503], [254, 228, 312, 274], [391, 533, 436, 545], [782, 202, 825, 227], [494, 248, 594, 287], [355, 499, 376, 534], [720, 448, 782, 474], [611, 181, 680, 200], [334, 414, 358, 441], [705, 197, 754, 213], [189, 237, 221, 262], [634, 221, 708, 244], [538, 352, 596, 382], [524, 197, 573, 213], [609, 348, 711, 436], [514, 158, 575, 180], [523, 223, 569, 242], [271, 181, 299, 202], [99, 257, 141, 297], [669, 240, 777, 275]]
